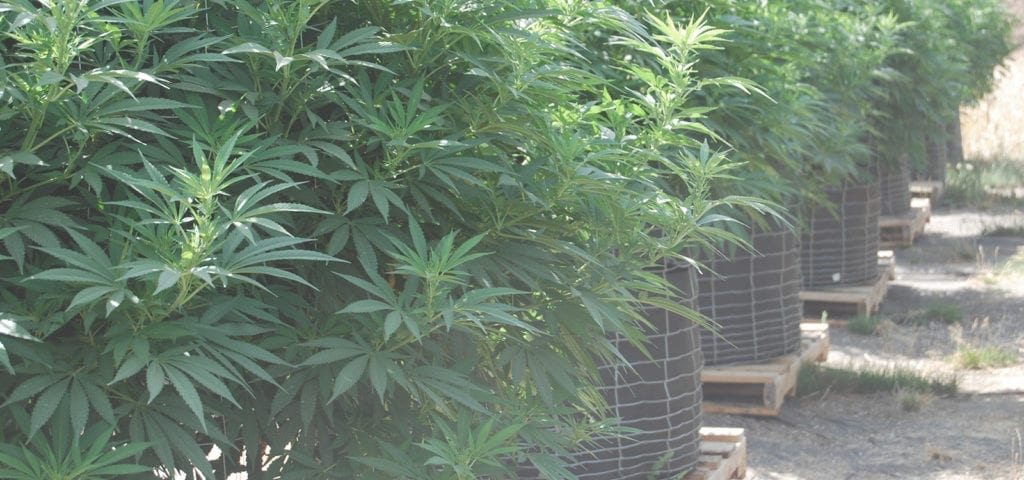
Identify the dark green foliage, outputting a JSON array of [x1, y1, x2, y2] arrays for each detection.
[[669, 0, 903, 194], [622, 0, 906, 249], [0, 1, 762, 478], [868, 0, 1014, 174]]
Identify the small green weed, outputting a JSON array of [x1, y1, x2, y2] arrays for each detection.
[[925, 302, 965, 323], [907, 302, 964, 325], [955, 345, 1018, 369], [797, 364, 958, 398], [846, 316, 889, 335]]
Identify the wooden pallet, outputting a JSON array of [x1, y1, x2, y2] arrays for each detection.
[[877, 249, 895, 277], [701, 324, 830, 417], [800, 260, 895, 317], [683, 428, 748, 480], [910, 196, 932, 215], [910, 180, 944, 202], [879, 198, 931, 247]]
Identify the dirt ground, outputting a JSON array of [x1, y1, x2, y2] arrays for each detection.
[[706, 204, 1024, 480]]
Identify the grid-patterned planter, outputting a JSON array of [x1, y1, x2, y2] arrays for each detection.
[[923, 131, 949, 183], [697, 220, 803, 366], [801, 180, 881, 289], [946, 113, 964, 166], [875, 155, 912, 216], [571, 260, 704, 479]]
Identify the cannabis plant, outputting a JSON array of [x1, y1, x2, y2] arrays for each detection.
[[1, 1, 762, 478], [868, 0, 1013, 175]]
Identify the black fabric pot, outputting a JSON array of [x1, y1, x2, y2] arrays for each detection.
[[571, 261, 703, 479], [801, 180, 881, 288], [923, 131, 949, 183], [697, 220, 803, 366], [946, 113, 964, 166], [874, 155, 912, 216]]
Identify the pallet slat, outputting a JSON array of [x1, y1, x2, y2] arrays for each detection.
[[702, 324, 829, 416], [683, 428, 747, 480], [909, 180, 944, 202], [701, 442, 740, 456]]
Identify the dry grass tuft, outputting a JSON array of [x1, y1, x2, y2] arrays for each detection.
[[1013, 429, 1023, 479], [896, 387, 933, 412]]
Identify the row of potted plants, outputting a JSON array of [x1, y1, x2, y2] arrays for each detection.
[[583, 0, 1014, 478], [0, 0, 1012, 479]]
